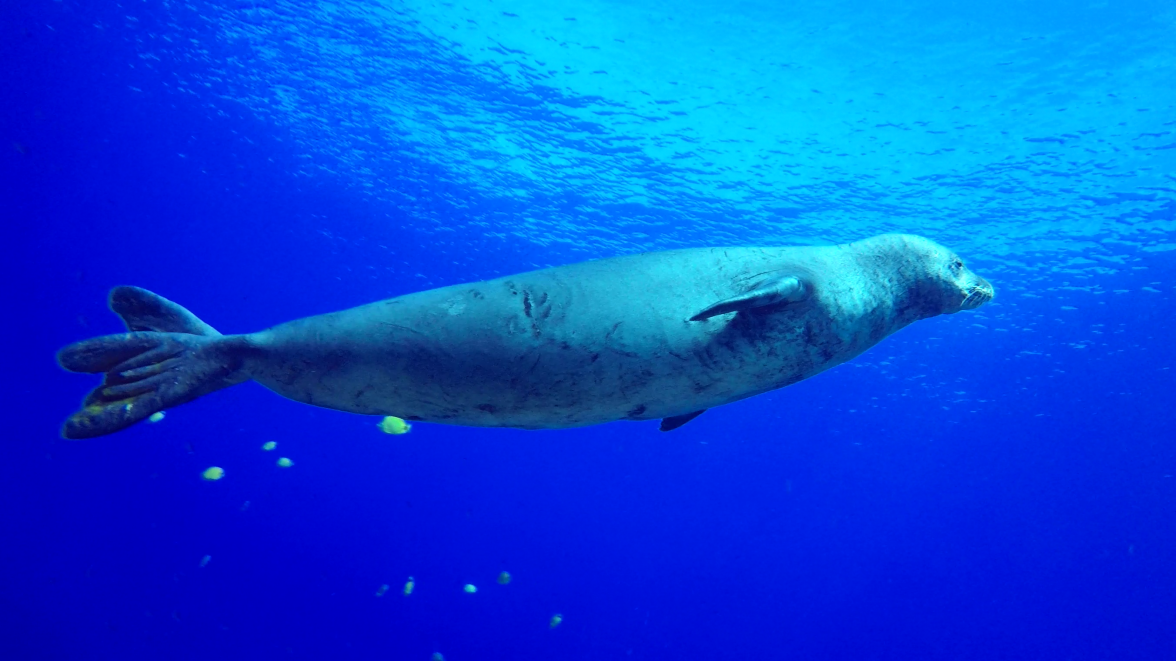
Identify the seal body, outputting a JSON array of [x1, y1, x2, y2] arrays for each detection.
[[246, 233, 993, 428], [57, 234, 993, 438]]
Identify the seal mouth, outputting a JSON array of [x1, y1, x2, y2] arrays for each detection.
[[960, 277, 994, 310]]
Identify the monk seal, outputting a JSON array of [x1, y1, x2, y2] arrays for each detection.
[[57, 233, 993, 439]]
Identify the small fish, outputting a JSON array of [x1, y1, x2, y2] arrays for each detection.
[[377, 416, 412, 435]]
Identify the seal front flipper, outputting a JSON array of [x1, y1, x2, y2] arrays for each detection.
[[659, 409, 706, 431], [689, 275, 809, 321], [56, 288, 254, 439]]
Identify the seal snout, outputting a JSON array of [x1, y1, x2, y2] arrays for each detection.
[[960, 276, 994, 310]]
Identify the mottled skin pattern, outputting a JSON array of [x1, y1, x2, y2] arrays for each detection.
[[240, 234, 993, 428]]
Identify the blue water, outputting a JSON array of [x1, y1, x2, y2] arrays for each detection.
[[4, 0, 1176, 658]]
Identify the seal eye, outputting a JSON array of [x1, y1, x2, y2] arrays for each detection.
[[950, 259, 964, 275]]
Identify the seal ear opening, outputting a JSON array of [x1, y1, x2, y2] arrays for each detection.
[[690, 275, 808, 321]]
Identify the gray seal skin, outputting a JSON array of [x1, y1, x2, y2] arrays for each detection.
[[57, 233, 993, 439]]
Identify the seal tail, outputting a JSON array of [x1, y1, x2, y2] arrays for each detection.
[[57, 287, 252, 439]]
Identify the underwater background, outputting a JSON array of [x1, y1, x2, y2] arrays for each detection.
[[4, 0, 1176, 658]]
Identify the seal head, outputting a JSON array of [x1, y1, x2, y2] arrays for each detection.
[[877, 234, 993, 320]]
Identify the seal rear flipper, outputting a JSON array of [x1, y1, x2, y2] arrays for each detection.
[[690, 275, 809, 321], [110, 286, 220, 336], [659, 409, 706, 432], [58, 288, 254, 439], [58, 332, 252, 439]]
